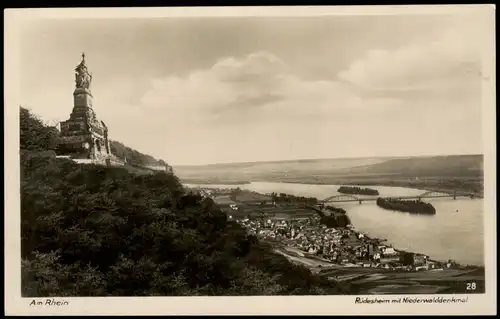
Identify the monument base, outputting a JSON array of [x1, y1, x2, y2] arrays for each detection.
[[56, 53, 113, 166]]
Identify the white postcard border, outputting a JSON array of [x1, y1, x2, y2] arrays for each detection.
[[4, 5, 496, 316]]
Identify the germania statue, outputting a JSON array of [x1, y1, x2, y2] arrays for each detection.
[[75, 52, 92, 89]]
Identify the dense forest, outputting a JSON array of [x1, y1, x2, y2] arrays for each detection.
[[320, 214, 351, 229], [324, 205, 347, 215], [20, 107, 352, 296], [313, 205, 351, 228], [337, 186, 379, 196], [376, 198, 436, 215]]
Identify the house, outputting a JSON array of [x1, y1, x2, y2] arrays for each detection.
[[414, 254, 428, 265], [380, 256, 400, 264], [308, 247, 318, 254], [415, 265, 429, 271], [383, 247, 397, 255]]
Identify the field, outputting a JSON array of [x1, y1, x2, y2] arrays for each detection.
[[273, 247, 485, 294], [212, 195, 238, 205], [213, 190, 316, 219], [232, 191, 271, 203], [219, 202, 316, 219], [317, 266, 485, 294]]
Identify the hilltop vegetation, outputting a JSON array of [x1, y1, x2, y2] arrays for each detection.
[[20, 107, 351, 296], [20, 107, 59, 152], [109, 140, 169, 169]]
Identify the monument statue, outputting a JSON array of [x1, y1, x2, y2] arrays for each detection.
[[75, 52, 92, 89]]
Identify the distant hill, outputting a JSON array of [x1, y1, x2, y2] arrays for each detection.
[[174, 157, 393, 182], [175, 155, 483, 184], [345, 155, 483, 177]]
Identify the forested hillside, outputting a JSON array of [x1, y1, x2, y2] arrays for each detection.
[[20, 107, 351, 296], [109, 140, 169, 168]]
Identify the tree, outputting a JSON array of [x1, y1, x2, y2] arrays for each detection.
[[109, 140, 166, 167], [20, 107, 59, 151], [401, 252, 415, 266]]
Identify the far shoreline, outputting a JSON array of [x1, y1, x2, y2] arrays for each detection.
[[277, 180, 484, 199], [182, 179, 484, 199]]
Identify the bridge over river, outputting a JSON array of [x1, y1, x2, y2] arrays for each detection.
[[320, 190, 477, 205]]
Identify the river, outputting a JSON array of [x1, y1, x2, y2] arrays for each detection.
[[185, 182, 484, 266]]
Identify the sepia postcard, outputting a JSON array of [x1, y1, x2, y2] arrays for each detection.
[[4, 5, 496, 316]]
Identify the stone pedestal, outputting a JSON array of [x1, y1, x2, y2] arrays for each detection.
[[73, 88, 93, 108]]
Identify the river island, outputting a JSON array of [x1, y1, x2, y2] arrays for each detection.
[[338, 186, 380, 196], [376, 197, 436, 215]]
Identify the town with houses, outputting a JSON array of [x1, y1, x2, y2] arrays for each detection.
[[234, 215, 452, 272], [194, 187, 458, 273]]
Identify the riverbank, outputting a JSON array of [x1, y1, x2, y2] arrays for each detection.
[[278, 179, 484, 199], [318, 203, 483, 272], [181, 177, 483, 198], [182, 180, 251, 185], [319, 200, 482, 269]]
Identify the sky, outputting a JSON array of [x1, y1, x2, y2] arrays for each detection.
[[18, 12, 487, 166]]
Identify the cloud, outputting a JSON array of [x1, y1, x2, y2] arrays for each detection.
[[134, 18, 483, 130], [136, 50, 401, 126], [140, 51, 289, 115], [337, 20, 482, 96], [212, 51, 287, 83]]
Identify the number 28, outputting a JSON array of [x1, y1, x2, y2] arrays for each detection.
[[466, 282, 476, 290]]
